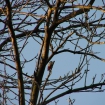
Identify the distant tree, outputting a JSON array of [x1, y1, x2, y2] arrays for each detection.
[[0, 0, 105, 105]]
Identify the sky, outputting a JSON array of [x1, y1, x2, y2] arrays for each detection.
[[0, 0, 105, 105]]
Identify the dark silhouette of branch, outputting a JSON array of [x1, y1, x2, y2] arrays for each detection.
[[44, 82, 105, 105]]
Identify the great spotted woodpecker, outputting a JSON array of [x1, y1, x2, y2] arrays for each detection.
[[47, 61, 55, 71]]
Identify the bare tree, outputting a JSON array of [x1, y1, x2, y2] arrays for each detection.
[[0, 0, 105, 105]]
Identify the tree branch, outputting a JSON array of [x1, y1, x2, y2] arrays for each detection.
[[5, 0, 25, 105]]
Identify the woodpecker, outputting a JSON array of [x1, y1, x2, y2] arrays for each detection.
[[47, 61, 55, 71]]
